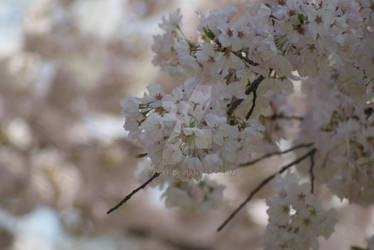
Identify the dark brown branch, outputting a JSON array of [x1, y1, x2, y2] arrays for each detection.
[[309, 149, 316, 193], [264, 114, 304, 121], [232, 51, 259, 67], [226, 74, 265, 119], [246, 89, 257, 120], [239, 142, 314, 168], [227, 98, 244, 116], [217, 148, 317, 232], [245, 75, 264, 120], [245, 75, 264, 95], [107, 172, 160, 214]]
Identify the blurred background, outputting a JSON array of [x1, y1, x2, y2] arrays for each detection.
[[0, 0, 373, 249]]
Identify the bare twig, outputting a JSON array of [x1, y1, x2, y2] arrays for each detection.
[[245, 75, 264, 95], [226, 74, 265, 119], [232, 51, 259, 67], [245, 75, 264, 120], [309, 149, 316, 193], [246, 89, 258, 120], [227, 98, 244, 116], [217, 148, 317, 232], [263, 114, 304, 121], [239, 142, 314, 168], [107, 172, 160, 214]]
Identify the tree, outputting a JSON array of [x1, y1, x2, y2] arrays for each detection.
[[111, 1, 374, 249]]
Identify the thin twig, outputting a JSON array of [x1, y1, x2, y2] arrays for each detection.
[[217, 148, 316, 232], [227, 98, 244, 116], [232, 51, 259, 67], [177, 25, 195, 48], [107, 172, 160, 214], [245, 75, 264, 95], [239, 142, 314, 168], [246, 90, 257, 120], [309, 149, 316, 193], [264, 114, 304, 121], [245, 75, 264, 120]]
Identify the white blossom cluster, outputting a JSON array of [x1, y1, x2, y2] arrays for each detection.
[[122, 80, 275, 179], [120, 0, 374, 248], [299, 83, 374, 205], [135, 159, 225, 209], [162, 177, 225, 209], [264, 174, 337, 250]]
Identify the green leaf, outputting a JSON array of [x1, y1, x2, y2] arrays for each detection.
[[136, 153, 148, 158], [298, 13, 305, 25], [203, 27, 215, 40]]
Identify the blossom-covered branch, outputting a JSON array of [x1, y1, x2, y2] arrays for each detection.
[[217, 148, 316, 232], [114, 0, 374, 248]]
